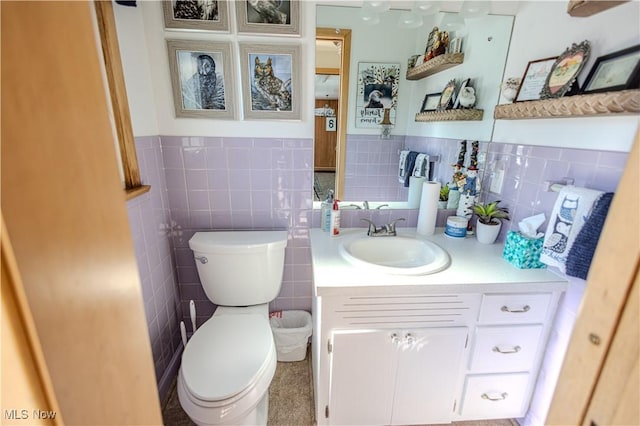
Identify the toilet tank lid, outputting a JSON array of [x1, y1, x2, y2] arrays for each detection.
[[189, 230, 288, 254]]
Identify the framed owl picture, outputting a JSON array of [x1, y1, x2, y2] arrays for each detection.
[[167, 40, 237, 119], [236, 1, 300, 36], [239, 43, 301, 120], [162, 0, 230, 31]]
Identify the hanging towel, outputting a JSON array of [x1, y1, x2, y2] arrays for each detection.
[[403, 151, 419, 187], [540, 185, 604, 273], [565, 192, 614, 280], [398, 150, 410, 183], [412, 154, 431, 178]]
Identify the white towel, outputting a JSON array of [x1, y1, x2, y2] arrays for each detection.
[[540, 185, 604, 273], [412, 154, 430, 178], [398, 150, 409, 183]]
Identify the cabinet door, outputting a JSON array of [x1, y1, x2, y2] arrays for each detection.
[[329, 329, 397, 425], [391, 327, 468, 425]]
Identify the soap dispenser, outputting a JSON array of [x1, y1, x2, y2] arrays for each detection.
[[321, 190, 334, 232]]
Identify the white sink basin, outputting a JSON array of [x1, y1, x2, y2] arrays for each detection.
[[339, 235, 450, 275]]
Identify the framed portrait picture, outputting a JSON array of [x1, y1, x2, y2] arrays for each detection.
[[582, 44, 640, 94], [453, 78, 470, 109], [239, 43, 301, 120], [515, 57, 558, 102], [167, 40, 236, 119], [355, 62, 400, 128], [438, 80, 457, 111], [236, 0, 300, 36], [162, 0, 229, 31], [421, 92, 441, 112], [541, 40, 591, 99]]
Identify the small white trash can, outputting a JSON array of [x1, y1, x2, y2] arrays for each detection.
[[269, 310, 312, 362]]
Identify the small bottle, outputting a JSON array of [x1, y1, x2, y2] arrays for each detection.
[[321, 190, 334, 232], [330, 199, 341, 236]]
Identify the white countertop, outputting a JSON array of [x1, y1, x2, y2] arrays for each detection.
[[310, 228, 568, 296]]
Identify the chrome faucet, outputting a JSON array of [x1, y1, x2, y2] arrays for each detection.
[[361, 218, 406, 237], [363, 200, 369, 210]]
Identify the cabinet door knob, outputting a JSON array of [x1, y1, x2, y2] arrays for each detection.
[[492, 345, 521, 354], [404, 333, 415, 344], [481, 392, 508, 401], [390, 333, 400, 344], [501, 305, 530, 313]]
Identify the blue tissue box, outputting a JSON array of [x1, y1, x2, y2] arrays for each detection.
[[502, 231, 546, 269]]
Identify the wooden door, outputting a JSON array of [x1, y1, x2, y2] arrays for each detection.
[[314, 99, 339, 171], [546, 130, 639, 425], [1, 2, 162, 424]]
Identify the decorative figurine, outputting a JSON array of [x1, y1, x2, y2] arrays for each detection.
[[458, 86, 476, 108], [501, 77, 521, 103]]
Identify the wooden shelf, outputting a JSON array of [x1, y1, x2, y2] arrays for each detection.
[[494, 89, 640, 120], [406, 53, 464, 81], [567, 0, 628, 17], [415, 108, 483, 122]]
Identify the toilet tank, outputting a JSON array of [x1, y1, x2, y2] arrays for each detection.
[[188, 231, 288, 306]]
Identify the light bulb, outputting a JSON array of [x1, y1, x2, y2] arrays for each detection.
[[440, 12, 465, 31], [415, 0, 440, 15], [459, 0, 490, 18], [398, 11, 423, 29]]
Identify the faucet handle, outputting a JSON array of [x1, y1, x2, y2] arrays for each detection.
[[387, 218, 406, 233], [360, 218, 378, 235]]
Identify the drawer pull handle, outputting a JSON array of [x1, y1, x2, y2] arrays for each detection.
[[493, 345, 521, 354], [501, 305, 530, 313], [481, 392, 508, 401]]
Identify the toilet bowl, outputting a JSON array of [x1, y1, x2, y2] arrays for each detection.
[[178, 231, 288, 426]]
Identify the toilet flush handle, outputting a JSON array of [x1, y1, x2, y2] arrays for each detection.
[[195, 256, 208, 264]]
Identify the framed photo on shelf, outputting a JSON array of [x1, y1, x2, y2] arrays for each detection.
[[453, 78, 470, 108], [239, 43, 301, 120], [162, 0, 229, 31], [437, 80, 457, 111], [515, 57, 557, 102], [166, 39, 236, 119], [421, 92, 441, 112], [236, 0, 300, 36], [582, 44, 640, 94], [541, 40, 591, 99]]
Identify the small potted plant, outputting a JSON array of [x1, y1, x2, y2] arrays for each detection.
[[472, 200, 510, 244], [438, 185, 450, 209]]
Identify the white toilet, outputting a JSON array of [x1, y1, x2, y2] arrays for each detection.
[[177, 230, 288, 426]]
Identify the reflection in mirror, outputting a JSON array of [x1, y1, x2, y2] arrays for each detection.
[[315, 5, 514, 208]]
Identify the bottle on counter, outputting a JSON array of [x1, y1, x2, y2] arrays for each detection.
[[330, 199, 341, 236], [321, 189, 334, 232]]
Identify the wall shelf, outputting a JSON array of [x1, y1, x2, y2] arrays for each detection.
[[493, 89, 640, 120], [415, 108, 484, 122], [406, 53, 464, 81]]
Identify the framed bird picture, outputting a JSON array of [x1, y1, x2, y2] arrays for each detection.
[[167, 40, 237, 119], [355, 62, 400, 129], [236, 0, 300, 36], [162, 0, 230, 31]]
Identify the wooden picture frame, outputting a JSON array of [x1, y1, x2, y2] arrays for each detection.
[[515, 57, 558, 102], [167, 40, 236, 119], [239, 43, 301, 120], [541, 40, 591, 99], [162, 0, 229, 31], [421, 92, 441, 112], [582, 44, 640, 94], [437, 79, 457, 111], [236, 0, 300, 36]]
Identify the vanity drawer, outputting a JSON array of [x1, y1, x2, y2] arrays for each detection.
[[478, 293, 551, 324], [460, 373, 530, 420], [469, 325, 543, 372]]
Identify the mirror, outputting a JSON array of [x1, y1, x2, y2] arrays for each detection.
[[315, 4, 514, 207]]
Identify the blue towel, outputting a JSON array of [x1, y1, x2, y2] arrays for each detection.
[[404, 151, 418, 187], [565, 192, 614, 280]]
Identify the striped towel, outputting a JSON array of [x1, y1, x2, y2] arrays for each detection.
[[412, 153, 430, 178], [398, 150, 410, 183], [540, 186, 604, 273], [565, 192, 614, 280]]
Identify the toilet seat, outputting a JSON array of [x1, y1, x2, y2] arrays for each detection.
[[181, 313, 275, 402]]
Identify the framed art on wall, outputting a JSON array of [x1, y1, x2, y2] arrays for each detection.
[[582, 44, 640, 94], [163, 0, 229, 31], [355, 62, 400, 128], [167, 39, 236, 119], [515, 57, 558, 102], [239, 43, 301, 120], [236, 0, 300, 36]]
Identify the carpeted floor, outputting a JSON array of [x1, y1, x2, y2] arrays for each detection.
[[162, 345, 519, 426]]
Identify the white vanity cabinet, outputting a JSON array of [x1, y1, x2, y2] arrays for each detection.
[[310, 228, 568, 425]]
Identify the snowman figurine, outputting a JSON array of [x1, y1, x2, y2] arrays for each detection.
[[458, 86, 476, 108]]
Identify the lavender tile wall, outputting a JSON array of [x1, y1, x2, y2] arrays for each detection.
[[161, 136, 315, 327], [126, 136, 181, 403]]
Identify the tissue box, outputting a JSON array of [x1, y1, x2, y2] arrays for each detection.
[[502, 231, 546, 269]]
